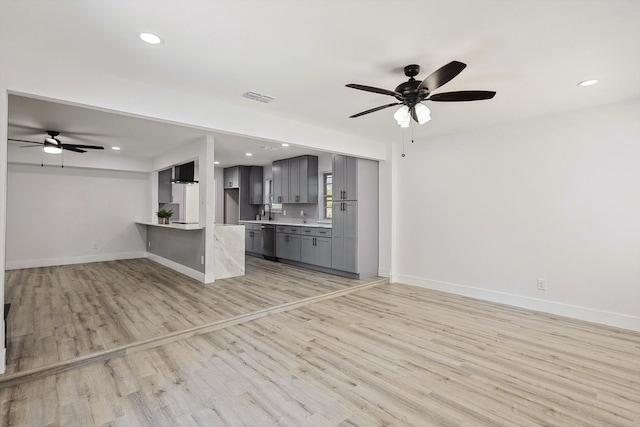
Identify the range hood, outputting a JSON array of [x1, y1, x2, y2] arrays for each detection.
[[171, 161, 199, 184]]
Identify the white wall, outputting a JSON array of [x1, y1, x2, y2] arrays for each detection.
[[5, 164, 149, 269], [394, 99, 640, 331]]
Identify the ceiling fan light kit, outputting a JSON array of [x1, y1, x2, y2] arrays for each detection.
[[394, 106, 411, 128], [43, 140, 62, 154], [347, 60, 496, 127]]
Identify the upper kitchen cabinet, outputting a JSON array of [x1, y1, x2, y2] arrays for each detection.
[[272, 159, 289, 204], [333, 155, 358, 201], [289, 155, 318, 204], [223, 166, 240, 189], [272, 155, 318, 204], [248, 166, 263, 205], [158, 167, 173, 203]]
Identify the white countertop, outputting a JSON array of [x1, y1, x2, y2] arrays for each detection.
[[239, 220, 332, 229], [135, 221, 204, 230]]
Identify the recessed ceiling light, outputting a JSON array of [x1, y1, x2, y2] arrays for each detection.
[[245, 153, 252, 156], [112, 146, 121, 151], [139, 32, 163, 45], [214, 161, 220, 165], [578, 79, 598, 87], [281, 143, 289, 147]]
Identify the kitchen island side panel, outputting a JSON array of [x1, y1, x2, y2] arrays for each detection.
[[147, 226, 205, 273]]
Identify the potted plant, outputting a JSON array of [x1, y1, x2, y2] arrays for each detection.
[[156, 208, 174, 224]]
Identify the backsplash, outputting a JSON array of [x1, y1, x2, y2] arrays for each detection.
[[264, 203, 322, 224]]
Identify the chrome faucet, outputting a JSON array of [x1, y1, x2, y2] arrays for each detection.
[[261, 204, 273, 221]]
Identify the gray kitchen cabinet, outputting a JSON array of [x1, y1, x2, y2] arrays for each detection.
[[158, 168, 173, 203], [272, 155, 318, 204], [301, 232, 332, 268], [330, 156, 379, 278], [272, 160, 289, 203], [331, 200, 358, 272], [248, 166, 263, 205], [315, 236, 332, 268], [333, 155, 358, 201], [276, 225, 301, 261], [288, 157, 300, 203], [224, 166, 240, 189], [289, 155, 318, 203], [245, 224, 262, 254]]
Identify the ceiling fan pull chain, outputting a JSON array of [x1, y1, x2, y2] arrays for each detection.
[[401, 127, 406, 158]]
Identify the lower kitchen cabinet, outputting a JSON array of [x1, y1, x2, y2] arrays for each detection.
[[245, 224, 262, 254], [301, 235, 332, 268], [331, 200, 358, 273], [276, 226, 301, 261]]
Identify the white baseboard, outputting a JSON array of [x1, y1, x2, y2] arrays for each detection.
[[145, 253, 206, 283], [5, 252, 147, 270], [395, 274, 640, 332]]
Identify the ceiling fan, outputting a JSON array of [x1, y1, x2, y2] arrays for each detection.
[[8, 131, 105, 154], [346, 61, 496, 127]]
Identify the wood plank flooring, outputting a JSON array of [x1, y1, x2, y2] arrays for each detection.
[[2, 261, 639, 426], [3, 257, 374, 375]]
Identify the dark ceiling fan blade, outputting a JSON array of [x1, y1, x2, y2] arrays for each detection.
[[418, 60, 467, 92], [346, 84, 403, 98], [8, 138, 42, 145], [62, 146, 87, 153], [63, 144, 104, 150], [349, 102, 402, 118], [427, 90, 496, 102]]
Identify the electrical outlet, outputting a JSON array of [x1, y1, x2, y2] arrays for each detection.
[[201, 256, 204, 265], [537, 279, 547, 290], [148, 241, 151, 248], [92, 242, 99, 250]]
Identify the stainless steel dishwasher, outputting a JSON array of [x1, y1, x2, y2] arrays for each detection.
[[261, 224, 276, 260]]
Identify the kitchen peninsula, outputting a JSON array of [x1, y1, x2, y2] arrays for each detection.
[[135, 222, 245, 282]]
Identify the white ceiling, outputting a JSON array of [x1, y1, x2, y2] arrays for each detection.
[[4, 0, 640, 166], [7, 94, 320, 167]]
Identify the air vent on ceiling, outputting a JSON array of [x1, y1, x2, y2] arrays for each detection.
[[242, 91, 275, 103], [259, 145, 278, 150]]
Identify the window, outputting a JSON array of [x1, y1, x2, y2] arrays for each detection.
[[323, 172, 332, 219]]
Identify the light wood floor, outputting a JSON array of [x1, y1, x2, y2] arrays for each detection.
[[2, 261, 640, 426], [3, 257, 372, 375]]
